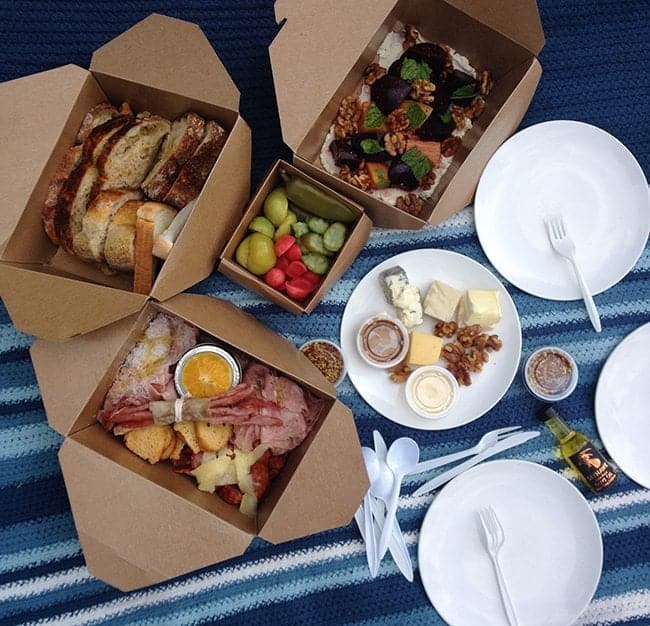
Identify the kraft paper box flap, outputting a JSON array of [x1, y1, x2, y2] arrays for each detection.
[[271, 0, 396, 152], [0, 262, 147, 341], [30, 314, 139, 436], [90, 13, 240, 112], [159, 294, 336, 397], [60, 429, 255, 581], [258, 400, 368, 543], [0, 65, 103, 261]]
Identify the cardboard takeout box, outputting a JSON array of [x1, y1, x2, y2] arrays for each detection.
[[0, 14, 252, 340], [219, 159, 372, 314], [269, 0, 544, 229], [30, 293, 368, 591]]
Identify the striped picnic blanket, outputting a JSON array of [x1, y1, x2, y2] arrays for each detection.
[[0, 0, 648, 624]]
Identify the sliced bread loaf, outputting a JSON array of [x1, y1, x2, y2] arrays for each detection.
[[103, 199, 144, 272], [98, 116, 171, 190], [141, 112, 206, 201], [75, 103, 120, 144], [73, 188, 143, 262], [163, 120, 227, 208]]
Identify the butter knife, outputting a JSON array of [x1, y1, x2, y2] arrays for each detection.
[[413, 431, 540, 497], [372, 430, 414, 582]]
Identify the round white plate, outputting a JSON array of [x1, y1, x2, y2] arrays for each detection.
[[419, 460, 603, 626], [340, 249, 521, 430], [595, 322, 650, 488], [475, 120, 650, 300]]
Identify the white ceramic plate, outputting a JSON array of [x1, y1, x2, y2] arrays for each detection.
[[340, 249, 521, 430], [595, 322, 650, 488], [419, 460, 603, 626], [475, 120, 650, 300]]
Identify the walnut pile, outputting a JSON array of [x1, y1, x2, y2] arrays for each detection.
[[410, 79, 436, 104], [479, 70, 493, 97], [363, 63, 387, 86], [395, 193, 424, 216], [464, 97, 486, 120], [435, 324, 503, 386], [339, 164, 371, 191], [389, 360, 412, 383], [386, 108, 410, 133], [384, 132, 407, 156], [441, 136, 462, 158], [420, 170, 437, 191], [334, 96, 367, 139]]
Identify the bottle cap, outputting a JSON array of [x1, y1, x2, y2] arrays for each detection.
[[537, 405, 560, 422]]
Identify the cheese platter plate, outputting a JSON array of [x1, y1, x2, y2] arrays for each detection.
[[340, 249, 522, 430]]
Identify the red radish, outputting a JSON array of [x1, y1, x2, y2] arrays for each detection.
[[264, 267, 286, 289], [302, 271, 321, 286], [286, 261, 307, 278], [274, 235, 295, 257], [285, 244, 302, 261], [275, 256, 290, 272], [285, 279, 314, 300]]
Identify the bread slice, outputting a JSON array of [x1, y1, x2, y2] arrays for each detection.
[[141, 112, 206, 201], [75, 103, 119, 144], [73, 188, 143, 261], [123, 424, 174, 464], [133, 217, 155, 294], [103, 199, 143, 271], [82, 115, 135, 163], [173, 421, 201, 454], [98, 116, 171, 189], [42, 145, 82, 245], [163, 120, 227, 208], [195, 422, 233, 452]]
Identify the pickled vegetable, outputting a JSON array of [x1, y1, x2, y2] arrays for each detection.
[[283, 173, 356, 223], [323, 222, 347, 252], [307, 216, 329, 234], [246, 233, 276, 275], [301, 233, 329, 255], [263, 187, 289, 226], [291, 221, 310, 238], [248, 216, 275, 239], [302, 252, 330, 275]]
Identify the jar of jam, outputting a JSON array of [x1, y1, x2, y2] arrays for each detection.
[[523, 346, 578, 402], [357, 314, 409, 369]]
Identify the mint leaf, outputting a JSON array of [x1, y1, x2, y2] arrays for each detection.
[[400, 58, 432, 81], [438, 108, 452, 124], [405, 101, 427, 128], [401, 147, 432, 180], [364, 103, 385, 129], [451, 84, 478, 100], [360, 138, 384, 154]]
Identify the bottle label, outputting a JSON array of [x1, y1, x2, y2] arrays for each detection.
[[570, 443, 617, 492]]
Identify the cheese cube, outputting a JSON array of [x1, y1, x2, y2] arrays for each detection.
[[457, 289, 501, 328], [407, 332, 443, 366], [423, 280, 463, 322]]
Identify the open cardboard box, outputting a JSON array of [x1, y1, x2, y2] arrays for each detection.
[[30, 293, 368, 591], [219, 160, 372, 314], [0, 14, 252, 340], [269, 0, 544, 229]]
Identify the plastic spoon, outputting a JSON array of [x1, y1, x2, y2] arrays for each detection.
[[377, 438, 420, 561]]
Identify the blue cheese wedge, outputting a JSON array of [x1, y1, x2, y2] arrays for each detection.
[[393, 283, 423, 328], [457, 289, 501, 328], [423, 280, 463, 322]]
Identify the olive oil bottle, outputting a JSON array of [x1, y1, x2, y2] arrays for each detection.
[[539, 406, 617, 493]]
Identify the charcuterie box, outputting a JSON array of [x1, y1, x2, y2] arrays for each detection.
[[30, 293, 368, 591], [269, 0, 545, 229], [0, 14, 252, 340]]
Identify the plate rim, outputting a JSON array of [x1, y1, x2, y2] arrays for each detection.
[[594, 321, 650, 488], [417, 458, 604, 626], [474, 119, 650, 301], [340, 248, 522, 430]]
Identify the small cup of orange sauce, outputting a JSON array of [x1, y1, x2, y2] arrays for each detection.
[[174, 344, 241, 398]]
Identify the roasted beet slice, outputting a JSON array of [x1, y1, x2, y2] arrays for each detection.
[[388, 160, 419, 190], [416, 111, 455, 141], [445, 69, 480, 107], [371, 75, 411, 115], [404, 43, 451, 79], [329, 138, 363, 170]]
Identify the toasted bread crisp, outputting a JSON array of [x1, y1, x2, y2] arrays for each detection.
[[160, 430, 178, 461], [170, 435, 186, 461], [123, 424, 174, 464], [173, 421, 201, 454], [195, 422, 232, 452]]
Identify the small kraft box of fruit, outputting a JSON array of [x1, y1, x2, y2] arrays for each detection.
[[220, 160, 372, 314], [30, 293, 368, 591], [0, 14, 251, 340], [268, 0, 544, 229]]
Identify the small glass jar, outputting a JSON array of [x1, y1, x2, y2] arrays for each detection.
[[174, 344, 242, 397]]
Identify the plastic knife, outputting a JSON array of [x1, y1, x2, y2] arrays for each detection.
[[412, 431, 540, 497]]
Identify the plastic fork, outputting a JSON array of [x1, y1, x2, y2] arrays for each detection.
[[478, 506, 519, 626], [545, 215, 601, 332], [407, 426, 522, 476]]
